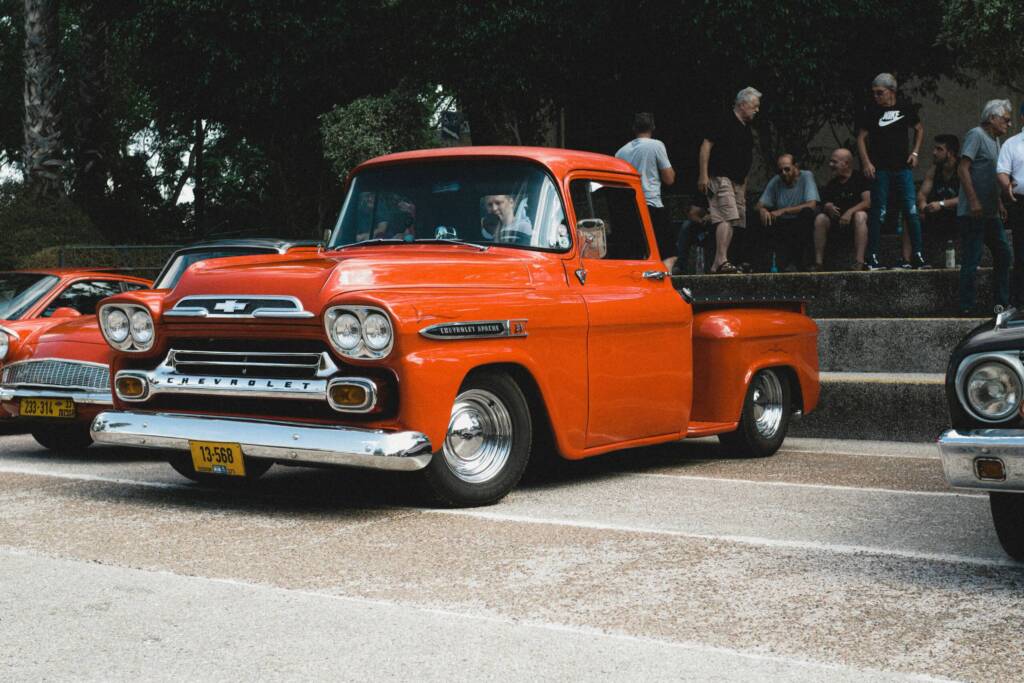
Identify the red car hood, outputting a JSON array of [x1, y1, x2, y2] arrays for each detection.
[[26, 316, 111, 365], [164, 246, 543, 312]]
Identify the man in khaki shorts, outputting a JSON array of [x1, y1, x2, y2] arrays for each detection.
[[698, 86, 761, 273]]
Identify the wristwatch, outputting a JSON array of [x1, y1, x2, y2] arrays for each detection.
[[939, 199, 946, 208]]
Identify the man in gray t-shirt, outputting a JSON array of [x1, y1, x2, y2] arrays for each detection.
[[615, 113, 676, 268], [957, 99, 1014, 314], [756, 154, 820, 271]]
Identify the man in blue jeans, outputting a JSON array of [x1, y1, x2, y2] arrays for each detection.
[[958, 99, 1013, 315], [856, 73, 926, 270]]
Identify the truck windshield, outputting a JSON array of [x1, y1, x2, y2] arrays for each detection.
[[0, 272, 60, 320], [329, 160, 569, 252]]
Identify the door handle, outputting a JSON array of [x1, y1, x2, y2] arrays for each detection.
[[642, 270, 668, 281]]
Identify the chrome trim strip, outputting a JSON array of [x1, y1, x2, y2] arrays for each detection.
[[115, 365, 379, 414], [937, 429, 1024, 490], [91, 411, 432, 471], [0, 325, 18, 338], [953, 351, 1024, 423], [167, 295, 314, 319], [419, 319, 528, 340], [0, 387, 111, 405], [2, 357, 109, 371]]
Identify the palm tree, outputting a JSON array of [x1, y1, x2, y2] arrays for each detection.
[[23, 0, 63, 198]]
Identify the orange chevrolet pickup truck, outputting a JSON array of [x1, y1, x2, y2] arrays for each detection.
[[90, 147, 819, 506]]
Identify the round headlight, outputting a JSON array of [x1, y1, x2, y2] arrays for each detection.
[[362, 312, 392, 351], [965, 361, 1022, 421], [130, 309, 154, 345], [0, 333, 8, 361], [332, 313, 362, 350], [104, 308, 130, 344]]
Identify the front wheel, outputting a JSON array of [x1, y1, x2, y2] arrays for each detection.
[[421, 371, 532, 507], [718, 368, 792, 458], [990, 492, 1024, 561], [168, 452, 272, 485], [32, 424, 93, 452]]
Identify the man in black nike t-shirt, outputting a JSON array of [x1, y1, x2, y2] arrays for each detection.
[[856, 72, 926, 270]]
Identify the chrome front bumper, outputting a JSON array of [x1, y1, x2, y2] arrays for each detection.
[[91, 411, 433, 472], [0, 386, 112, 405], [937, 429, 1024, 490]]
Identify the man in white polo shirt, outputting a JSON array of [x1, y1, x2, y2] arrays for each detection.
[[998, 102, 1024, 303]]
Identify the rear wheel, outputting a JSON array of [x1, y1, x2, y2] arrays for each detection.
[[990, 492, 1024, 561], [32, 424, 93, 452], [168, 452, 272, 485], [421, 370, 532, 507], [718, 368, 792, 458]]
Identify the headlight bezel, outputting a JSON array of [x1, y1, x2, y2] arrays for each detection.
[[0, 327, 11, 361], [100, 303, 156, 352], [956, 352, 1024, 423], [324, 305, 394, 360]]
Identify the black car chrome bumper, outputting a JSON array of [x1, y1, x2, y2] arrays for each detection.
[[937, 429, 1024, 490], [91, 411, 433, 472]]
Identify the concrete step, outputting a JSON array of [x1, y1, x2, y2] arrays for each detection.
[[792, 371, 947, 442], [675, 268, 999, 318], [816, 317, 984, 373]]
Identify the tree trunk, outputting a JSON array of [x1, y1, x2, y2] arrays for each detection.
[[73, 1, 112, 206], [23, 0, 64, 199], [193, 118, 205, 238]]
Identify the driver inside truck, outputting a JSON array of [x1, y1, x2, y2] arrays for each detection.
[[481, 193, 533, 245]]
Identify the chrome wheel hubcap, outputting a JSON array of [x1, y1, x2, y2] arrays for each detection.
[[751, 371, 784, 439], [443, 388, 513, 483]]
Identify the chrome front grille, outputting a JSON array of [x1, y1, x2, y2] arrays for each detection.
[[1, 359, 110, 391], [168, 349, 335, 379]]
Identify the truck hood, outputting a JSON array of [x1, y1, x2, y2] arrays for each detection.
[[164, 246, 542, 312]]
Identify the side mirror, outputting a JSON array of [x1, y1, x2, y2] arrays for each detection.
[[50, 307, 82, 319], [322, 228, 332, 244]]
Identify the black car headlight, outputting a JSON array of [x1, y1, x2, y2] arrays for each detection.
[[100, 304, 155, 352], [958, 355, 1023, 422]]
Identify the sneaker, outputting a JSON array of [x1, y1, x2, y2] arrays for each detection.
[[894, 259, 912, 270], [911, 252, 932, 269], [864, 254, 887, 271]]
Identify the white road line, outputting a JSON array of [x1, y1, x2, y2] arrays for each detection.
[[0, 546, 957, 682], [778, 447, 940, 460], [633, 471, 984, 498], [0, 464, 1012, 568], [427, 508, 1021, 569]]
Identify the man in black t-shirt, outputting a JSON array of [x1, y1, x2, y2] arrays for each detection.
[[916, 134, 961, 254], [697, 86, 761, 274], [813, 148, 871, 269], [856, 72, 926, 270]]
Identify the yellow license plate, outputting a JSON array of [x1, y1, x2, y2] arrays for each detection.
[[189, 440, 247, 477], [19, 398, 75, 418]]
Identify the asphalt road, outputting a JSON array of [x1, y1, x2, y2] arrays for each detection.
[[1, 433, 1021, 682]]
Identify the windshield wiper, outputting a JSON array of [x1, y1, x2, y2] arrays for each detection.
[[331, 238, 406, 250], [413, 239, 489, 251]]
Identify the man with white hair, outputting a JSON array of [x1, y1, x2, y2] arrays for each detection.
[[997, 102, 1024, 302], [856, 73, 926, 270], [697, 86, 761, 274], [958, 99, 1013, 315]]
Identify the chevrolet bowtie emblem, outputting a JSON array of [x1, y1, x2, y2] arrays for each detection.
[[213, 299, 248, 313]]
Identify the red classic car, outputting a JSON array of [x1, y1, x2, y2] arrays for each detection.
[[0, 240, 317, 450], [91, 147, 820, 506]]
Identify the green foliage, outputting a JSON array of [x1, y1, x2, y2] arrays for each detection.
[[0, 182, 105, 269], [940, 0, 1024, 94], [321, 89, 435, 182]]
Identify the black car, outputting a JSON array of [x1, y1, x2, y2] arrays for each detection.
[[938, 308, 1024, 561]]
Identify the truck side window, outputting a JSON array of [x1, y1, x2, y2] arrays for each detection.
[[569, 180, 649, 260]]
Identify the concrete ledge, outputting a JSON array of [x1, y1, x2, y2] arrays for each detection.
[[792, 372, 947, 442], [817, 318, 984, 373], [675, 268, 996, 318]]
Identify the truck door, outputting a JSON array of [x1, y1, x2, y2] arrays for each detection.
[[565, 175, 693, 448]]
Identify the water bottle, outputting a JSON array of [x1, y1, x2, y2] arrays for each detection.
[[769, 250, 779, 273], [944, 240, 956, 269], [694, 234, 706, 274]]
